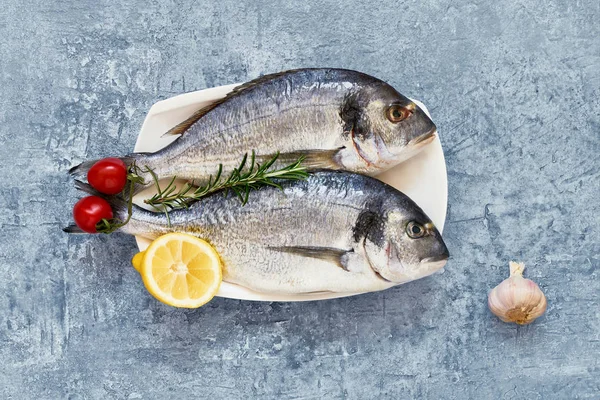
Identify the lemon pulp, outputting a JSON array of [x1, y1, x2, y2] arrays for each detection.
[[134, 233, 222, 308]]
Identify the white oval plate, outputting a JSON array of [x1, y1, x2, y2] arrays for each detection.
[[133, 83, 448, 302]]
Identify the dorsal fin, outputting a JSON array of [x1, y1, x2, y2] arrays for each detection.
[[163, 68, 307, 137], [162, 100, 228, 137]]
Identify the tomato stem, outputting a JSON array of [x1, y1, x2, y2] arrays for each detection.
[[95, 163, 145, 234]]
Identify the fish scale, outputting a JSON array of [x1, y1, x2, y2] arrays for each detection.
[[114, 172, 449, 294], [70, 68, 437, 194]]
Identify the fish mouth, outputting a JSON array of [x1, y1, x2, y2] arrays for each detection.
[[409, 128, 437, 146], [421, 254, 449, 263], [420, 254, 449, 272]]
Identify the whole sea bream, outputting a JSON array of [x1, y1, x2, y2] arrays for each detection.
[[97, 172, 449, 294], [70, 68, 437, 189]]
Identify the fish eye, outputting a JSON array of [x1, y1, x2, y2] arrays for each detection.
[[386, 105, 412, 123], [406, 221, 425, 238]]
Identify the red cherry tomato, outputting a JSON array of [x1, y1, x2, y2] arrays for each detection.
[[87, 157, 128, 195], [73, 196, 113, 233]]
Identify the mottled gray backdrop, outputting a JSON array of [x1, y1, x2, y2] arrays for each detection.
[[0, 1, 598, 399]]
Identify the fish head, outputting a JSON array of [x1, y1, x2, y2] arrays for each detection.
[[362, 208, 449, 284], [346, 83, 437, 169]]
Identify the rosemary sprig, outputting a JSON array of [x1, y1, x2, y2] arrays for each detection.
[[89, 152, 306, 233], [144, 151, 307, 213]]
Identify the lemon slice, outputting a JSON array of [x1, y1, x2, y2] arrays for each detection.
[[137, 233, 222, 308], [131, 251, 145, 272]]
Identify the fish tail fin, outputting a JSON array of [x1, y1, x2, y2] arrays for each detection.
[[73, 180, 130, 220], [73, 179, 106, 197], [63, 180, 129, 234], [69, 154, 154, 195], [62, 224, 85, 234], [68, 155, 138, 178], [131, 181, 152, 195]]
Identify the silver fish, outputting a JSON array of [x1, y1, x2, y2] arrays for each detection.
[[79, 172, 449, 294], [70, 69, 437, 189]]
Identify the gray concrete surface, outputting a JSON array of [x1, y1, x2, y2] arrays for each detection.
[[1, 1, 598, 398]]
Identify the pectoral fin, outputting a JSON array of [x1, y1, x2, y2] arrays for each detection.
[[268, 246, 353, 270], [163, 70, 309, 137], [263, 148, 344, 170]]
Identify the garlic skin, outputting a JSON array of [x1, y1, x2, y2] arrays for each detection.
[[488, 261, 547, 325]]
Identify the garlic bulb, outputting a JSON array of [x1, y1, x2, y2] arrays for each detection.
[[488, 261, 547, 325]]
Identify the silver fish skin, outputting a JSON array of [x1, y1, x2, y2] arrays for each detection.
[[114, 172, 449, 294], [70, 69, 437, 189]]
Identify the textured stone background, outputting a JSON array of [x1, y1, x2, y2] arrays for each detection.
[[1, 1, 598, 398]]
